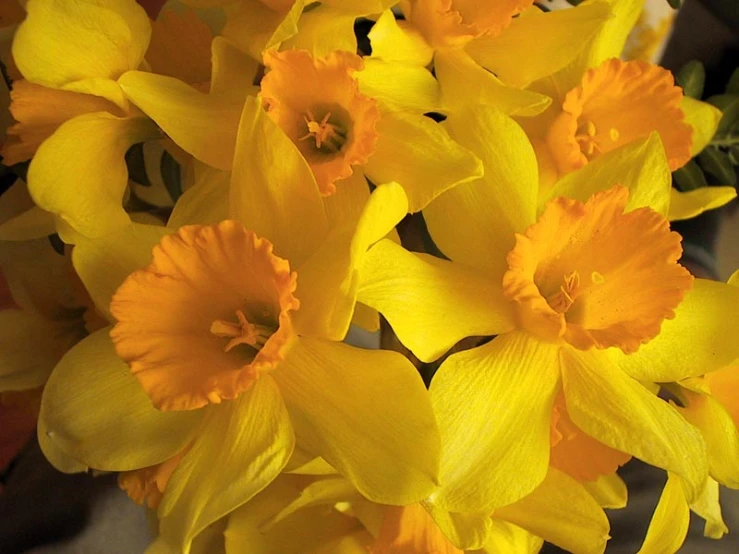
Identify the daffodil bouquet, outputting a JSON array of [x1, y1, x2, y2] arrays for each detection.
[[1, 0, 739, 552]]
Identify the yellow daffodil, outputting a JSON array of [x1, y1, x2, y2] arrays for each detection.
[[37, 97, 440, 553], [366, 2, 613, 116], [356, 106, 739, 536], [7, 0, 161, 238]]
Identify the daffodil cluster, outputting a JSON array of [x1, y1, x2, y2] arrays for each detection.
[[1, 0, 738, 553]]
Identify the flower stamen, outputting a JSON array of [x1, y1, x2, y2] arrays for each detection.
[[210, 309, 275, 353], [299, 110, 347, 153], [546, 270, 580, 314]]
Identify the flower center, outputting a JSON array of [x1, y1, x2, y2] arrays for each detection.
[[503, 186, 693, 353], [210, 309, 276, 353], [299, 110, 347, 154], [573, 120, 620, 158]]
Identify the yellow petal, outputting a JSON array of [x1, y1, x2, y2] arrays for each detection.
[[368, 10, 434, 66], [495, 468, 609, 554], [73, 222, 171, 321], [429, 332, 560, 512], [37, 414, 89, 474], [267, 476, 359, 526], [434, 48, 551, 116], [668, 186, 736, 222], [272, 336, 440, 505], [230, 95, 328, 267], [689, 477, 728, 539], [27, 112, 159, 238], [209, 36, 260, 98], [13, 0, 150, 101], [364, 111, 482, 212], [466, 1, 611, 89], [678, 387, 739, 489], [118, 70, 243, 171], [613, 279, 739, 382], [583, 472, 628, 509], [320, 0, 397, 15], [293, 182, 406, 341], [681, 96, 722, 157], [636, 473, 690, 554], [481, 520, 543, 554], [168, 166, 230, 228], [358, 239, 515, 363], [561, 347, 707, 503], [424, 105, 538, 279], [543, 133, 671, 217], [282, 5, 357, 59], [323, 169, 371, 233], [157, 375, 294, 553], [222, 0, 304, 59], [0, 205, 55, 241], [357, 58, 442, 114], [39, 328, 202, 471], [0, 309, 82, 391]]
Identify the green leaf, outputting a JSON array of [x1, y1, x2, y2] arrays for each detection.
[[729, 145, 739, 166], [160, 150, 182, 203], [727, 68, 739, 95], [667, 0, 681, 7], [707, 94, 739, 135], [676, 61, 705, 99], [673, 159, 708, 191], [697, 148, 737, 186]]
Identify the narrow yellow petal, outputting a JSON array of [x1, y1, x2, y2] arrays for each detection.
[[39, 328, 202, 471], [466, 1, 611, 88], [434, 48, 551, 116], [583, 472, 628, 509], [424, 105, 538, 279], [561, 347, 707, 502], [668, 186, 736, 222], [494, 468, 610, 554], [0, 206, 55, 241], [118, 70, 244, 171], [293, 182, 406, 341], [357, 59, 442, 114], [613, 279, 739, 382], [364, 111, 483, 212], [543, 133, 671, 217], [323, 169, 371, 233], [482, 520, 544, 554], [13, 0, 150, 102], [679, 387, 739, 488], [157, 375, 294, 553], [168, 166, 230, 229], [423, 504, 492, 551], [430, 332, 560, 512], [681, 95, 722, 157], [368, 10, 434, 66], [210, 36, 260, 98], [282, 5, 357, 59], [273, 336, 440, 505], [230, 95, 328, 267], [358, 239, 515, 362], [689, 477, 728, 539], [636, 473, 689, 554], [222, 0, 305, 59]]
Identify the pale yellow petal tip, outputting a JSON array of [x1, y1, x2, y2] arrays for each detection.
[[110, 221, 299, 412], [261, 49, 380, 196], [668, 186, 737, 222], [504, 185, 693, 353]]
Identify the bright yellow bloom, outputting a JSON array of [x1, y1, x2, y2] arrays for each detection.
[[357, 106, 739, 539], [37, 104, 441, 551], [545, 58, 692, 174]]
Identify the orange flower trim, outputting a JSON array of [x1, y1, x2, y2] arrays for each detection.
[[401, 0, 535, 49], [371, 503, 462, 554], [546, 58, 693, 175], [118, 449, 187, 509], [110, 221, 300, 412], [549, 393, 631, 482], [503, 185, 693, 353], [260, 49, 380, 196]]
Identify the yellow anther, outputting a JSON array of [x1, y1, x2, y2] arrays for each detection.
[[591, 271, 605, 284]]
